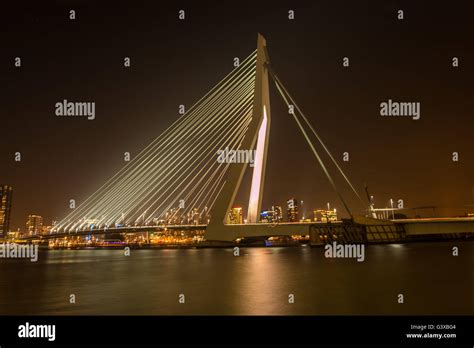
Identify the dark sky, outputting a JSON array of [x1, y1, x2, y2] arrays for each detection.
[[1, 0, 473, 231]]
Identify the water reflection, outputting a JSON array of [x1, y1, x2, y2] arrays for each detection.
[[0, 242, 471, 315]]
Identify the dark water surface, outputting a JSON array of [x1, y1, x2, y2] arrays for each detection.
[[0, 242, 472, 315]]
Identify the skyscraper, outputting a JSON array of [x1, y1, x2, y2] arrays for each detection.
[[260, 209, 275, 223], [286, 198, 299, 222], [26, 215, 43, 236], [300, 200, 306, 220], [272, 205, 283, 222], [0, 185, 13, 238], [260, 206, 283, 223]]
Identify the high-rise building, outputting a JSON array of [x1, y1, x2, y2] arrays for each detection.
[[272, 205, 283, 222], [227, 207, 243, 224], [188, 208, 200, 224], [165, 208, 179, 224], [26, 215, 43, 236], [286, 198, 299, 222], [0, 185, 13, 238], [300, 200, 306, 220], [260, 210, 275, 223], [260, 205, 283, 223]]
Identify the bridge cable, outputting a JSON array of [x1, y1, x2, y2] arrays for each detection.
[[93, 61, 257, 227], [56, 52, 257, 233], [266, 64, 367, 210], [268, 66, 366, 209], [54, 51, 258, 233], [267, 66, 354, 219]]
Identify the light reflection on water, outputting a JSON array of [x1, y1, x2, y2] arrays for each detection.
[[0, 242, 472, 315]]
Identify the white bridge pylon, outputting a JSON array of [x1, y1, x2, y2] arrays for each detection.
[[206, 34, 311, 241], [206, 34, 271, 232]]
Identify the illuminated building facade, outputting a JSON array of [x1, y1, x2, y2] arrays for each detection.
[[188, 208, 200, 224], [272, 205, 283, 222], [260, 205, 283, 223], [260, 209, 275, 223], [26, 214, 43, 236], [0, 185, 13, 238], [286, 198, 299, 222], [314, 209, 338, 223], [227, 207, 243, 224]]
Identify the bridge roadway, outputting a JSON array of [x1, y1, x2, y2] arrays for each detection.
[[21, 221, 338, 241], [19, 217, 474, 242], [393, 217, 474, 235]]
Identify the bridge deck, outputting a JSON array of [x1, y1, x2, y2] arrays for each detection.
[[19, 218, 474, 242]]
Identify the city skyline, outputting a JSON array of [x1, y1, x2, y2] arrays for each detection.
[[0, 182, 342, 235]]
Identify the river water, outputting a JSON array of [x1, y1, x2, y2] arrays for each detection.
[[0, 242, 472, 315]]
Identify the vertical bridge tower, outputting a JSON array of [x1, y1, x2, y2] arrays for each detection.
[[206, 34, 310, 241], [206, 33, 270, 239]]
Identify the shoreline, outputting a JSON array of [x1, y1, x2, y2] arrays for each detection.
[[38, 236, 474, 251]]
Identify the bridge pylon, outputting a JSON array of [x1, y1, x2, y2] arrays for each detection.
[[205, 33, 278, 241]]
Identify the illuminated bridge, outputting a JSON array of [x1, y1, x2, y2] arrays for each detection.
[[27, 34, 474, 244]]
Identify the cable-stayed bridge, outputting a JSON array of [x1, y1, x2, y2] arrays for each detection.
[[28, 34, 473, 244]]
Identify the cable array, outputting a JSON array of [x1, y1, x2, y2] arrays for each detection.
[[266, 64, 366, 218], [53, 51, 257, 233]]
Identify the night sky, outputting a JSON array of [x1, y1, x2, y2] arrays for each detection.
[[1, 1, 473, 231]]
